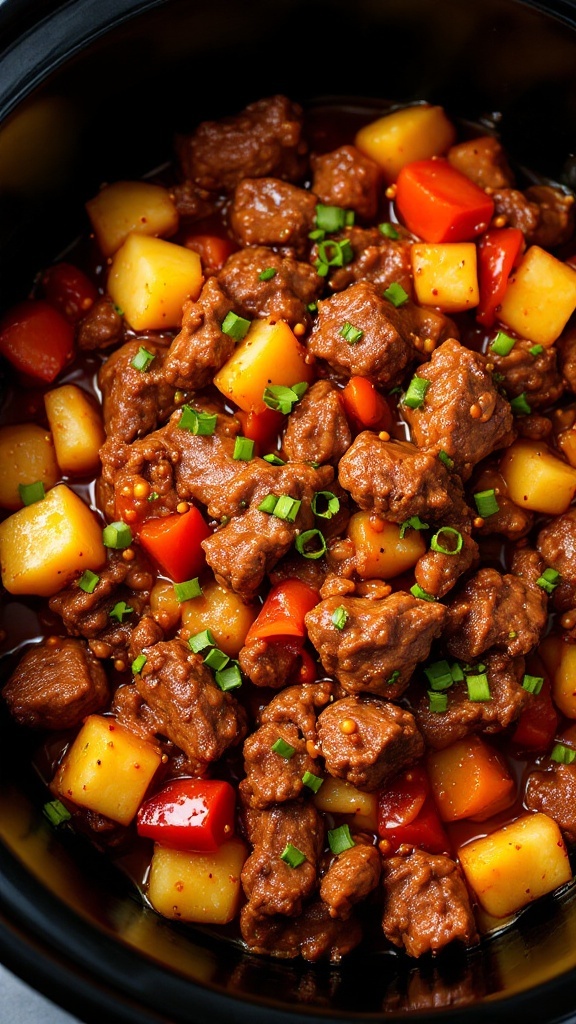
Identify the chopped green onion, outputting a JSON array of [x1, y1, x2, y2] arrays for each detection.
[[130, 346, 156, 371], [215, 662, 243, 691], [509, 630, 517, 639], [307, 301, 318, 315], [309, 228, 325, 242], [174, 578, 203, 602], [410, 583, 436, 602], [428, 691, 448, 713], [109, 600, 134, 623], [77, 569, 100, 594], [271, 737, 296, 759], [550, 742, 576, 765], [263, 382, 308, 415], [204, 647, 230, 671], [18, 480, 45, 506], [258, 494, 279, 514], [328, 824, 355, 855], [379, 222, 399, 239], [450, 662, 465, 682], [510, 392, 531, 416], [188, 629, 216, 654], [311, 491, 340, 519], [295, 529, 327, 560], [131, 654, 147, 674], [273, 495, 301, 522], [259, 267, 277, 281], [462, 662, 486, 675], [529, 344, 544, 357], [490, 331, 516, 356], [399, 515, 429, 539], [43, 799, 71, 827], [536, 567, 560, 594], [522, 674, 544, 694], [403, 375, 430, 409], [102, 521, 133, 549], [148, 491, 159, 501], [302, 770, 324, 793], [438, 450, 454, 469], [280, 843, 307, 867], [339, 321, 364, 345], [178, 405, 218, 435], [315, 238, 354, 276], [315, 203, 354, 233], [331, 605, 348, 630], [221, 311, 251, 341], [473, 489, 500, 518], [233, 435, 255, 461], [261, 454, 284, 468], [387, 670, 401, 686], [383, 282, 409, 307], [466, 673, 491, 702], [424, 660, 454, 691], [430, 526, 463, 555]]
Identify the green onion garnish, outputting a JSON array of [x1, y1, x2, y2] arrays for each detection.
[[271, 737, 296, 759], [529, 344, 544, 357], [428, 691, 448, 713], [188, 629, 216, 653], [109, 600, 134, 623], [77, 569, 100, 594], [424, 660, 454, 691], [490, 331, 516, 357], [273, 495, 301, 522], [510, 392, 531, 416], [383, 282, 409, 307], [328, 824, 355, 855], [295, 529, 327, 560], [473, 489, 500, 518], [331, 605, 348, 630], [221, 311, 251, 340], [537, 567, 560, 594], [130, 346, 156, 371], [315, 238, 354, 276], [179, 405, 218, 435], [262, 453, 285, 466], [450, 662, 465, 682], [410, 583, 436, 602], [399, 515, 429, 539], [203, 647, 230, 671], [43, 799, 72, 827], [102, 521, 133, 549], [215, 662, 243, 691], [263, 382, 308, 415], [522, 674, 544, 694], [438, 450, 454, 469], [315, 203, 354, 233], [550, 742, 576, 765], [403, 375, 430, 409], [280, 843, 307, 867], [379, 222, 399, 239], [233, 435, 255, 461], [174, 578, 203, 602], [430, 526, 463, 555], [131, 654, 147, 674], [259, 267, 277, 281], [387, 670, 401, 686], [302, 771, 324, 793], [339, 321, 364, 345], [466, 673, 491, 702], [18, 480, 45, 506], [311, 491, 340, 519]]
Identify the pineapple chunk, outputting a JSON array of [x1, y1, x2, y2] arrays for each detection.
[[312, 775, 377, 831], [0, 423, 59, 510], [411, 242, 479, 312], [458, 812, 572, 918], [0, 483, 106, 596], [355, 104, 456, 183], [147, 837, 248, 924], [498, 246, 576, 347], [499, 439, 576, 515], [107, 232, 203, 331], [44, 384, 105, 476], [51, 714, 162, 825], [85, 180, 179, 257]]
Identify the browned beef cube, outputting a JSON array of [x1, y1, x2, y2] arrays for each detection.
[[239, 721, 318, 809], [537, 508, 576, 584], [283, 379, 352, 466], [489, 338, 564, 409], [491, 188, 540, 235], [98, 338, 187, 443], [470, 461, 534, 540], [238, 638, 302, 690], [311, 144, 382, 221], [229, 178, 317, 255], [162, 277, 235, 390], [447, 135, 515, 189], [218, 245, 321, 329], [240, 899, 363, 961], [414, 527, 479, 599], [3, 637, 109, 730], [49, 551, 154, 640], [202, 507, 296, 603], [320, 836, 381, 919], [525, 763, 576, 843], [524, 184, 575, 248], [260, 680, 339, 740], [326, 225, 415, 297], [76, 295, 124, 351]]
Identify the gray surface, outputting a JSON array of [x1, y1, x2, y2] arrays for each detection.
[[0, 963, 79, 1023]]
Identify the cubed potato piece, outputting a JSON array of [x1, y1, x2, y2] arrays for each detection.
[[458, 812, 572, 918], [147, 837, 247, 924], [538, 634, 576, 719], [499, 439, 576, 515], [347, 512, 426, 579], [355, 104, 456, 183], [150, 579, 182, 631], [0, 423, 59, 510], [44, 384, 105, 476], [85, 180, 179, 258], [498, 246, 576, 347], [51, 714, 161, 825], [411, 242, 479, 312], [213, 317, 314, 414], [0, 483, 106, 596], [313, 775, 377, 831], [427, 735, 515, 822], [107, 232, 203, 331], [179, 577, 258, 657]]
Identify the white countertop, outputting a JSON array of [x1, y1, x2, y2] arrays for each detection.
[[0, 963, 78, 1023]]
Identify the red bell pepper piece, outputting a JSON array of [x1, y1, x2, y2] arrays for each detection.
[[244, 578, 319, 643], [0, 299, 75, 382], [377, 764, 450, 855], [340, 376, 392, 433], [395, 158, 495, 243], [476, 227, 524, 327], [138, 507, 211, 583], [511, 674, 559, 753], [236, 406, 285, 454], [291, 645, 318, 685], [137, 778, 235, 852], [183, 231, 237, 274], [40, 262, 98, 323]]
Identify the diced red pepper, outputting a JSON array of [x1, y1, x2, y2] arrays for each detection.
[[395, 158, 495, 243], [138, 507, 211, 583], [377, 764, 450, 855], [340, 376, 393, 433], [0, 299, 75, 382], [236, 406, 285, 454], [136, 778, 235, 852], [291, 645, 318, 685], [244, 578, 320, 643], [40, 262, 98, 323], [476, 227, 524, 327], [183, 231, 238, 274], [511, 674, 559, 753]]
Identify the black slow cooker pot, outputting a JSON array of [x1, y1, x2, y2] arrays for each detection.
[[2, 1, 576, 1021]]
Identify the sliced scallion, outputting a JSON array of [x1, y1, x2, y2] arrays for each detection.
[[328, 824, 355, 855], [188, 629, 216, 654], [430, 526, 463, 555], [339, 321, 364, 345], [178, 405, 217, 435], [280, 843, 307, 867], [130, 346, 156, 371], [473, 489, 500, 518], [102, 521, 133, 549], [233, 435, 255, 461], [311, 491, 340, 519], [221, 311, 251, 340], [302, 770, 324, 793], [331, 605, 348, 630], [466, 672, 491, 702], [490, 331, 516, 357], [410, 583, 436, 602], [399, 515, 429, 539], [271, 737, 296, 759], [174, 578, 203, 602], [295, 529, 327, 560], [403, 375, 430, 409], [383, 282, 409, 307], [77, 569, 100, 594], [18, 480, 45, 506]]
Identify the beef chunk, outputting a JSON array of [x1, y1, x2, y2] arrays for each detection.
[[444, 566, 548, 662], [524, 185, 575, 248], [99, 338, 187, 443], [489, 338, 564, 410], [229, 177, 317, 255], [239, 721, 318, 809], [218, 245, 321, 329], [283, 380, 352, 465], [240, 899, 363, 962], [381, 847, 478, 957], [162, 277, 235, 389], [48, 551, 154, 640], [414, 526, 479, 599], [311, 144, 382, 221], [305, 591, 446, 698], [491, 188, 540, 236], [238, 638, 303, 689], [469, 461, 534, 540], [134, 639, 247, 772], [76, 295, 124, 351], [403, 338, 515, 480], [338, 433, 469, 524], [320, 835, 381, 919], [3, 637, 109, 730], [168, 180, 217, 221], [260, 679, 339, 740], [202, 506, 296, 602], [413, 652, 528, 749], [537, 508, 576, 584], [447, 136, 515, 190], [525, 763, 576, 842], [317, 694, 424, 790], [176, 94, 308, 192], [326, 225, 415, 297]]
